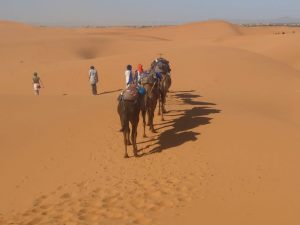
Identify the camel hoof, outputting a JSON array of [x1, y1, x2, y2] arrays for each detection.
[[161, 118, 165, 121], [124, 154, 129, 158], [151, 129, 156, 133], [143, 134, 147, 138], [134, 153, 139, 157], [127, 142, 132, 146]]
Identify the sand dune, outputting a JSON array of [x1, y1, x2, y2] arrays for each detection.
[[179, 20, 243, 36], [0, 20, 300, 225]]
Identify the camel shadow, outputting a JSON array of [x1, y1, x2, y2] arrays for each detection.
[[139, 91, 221, 156]]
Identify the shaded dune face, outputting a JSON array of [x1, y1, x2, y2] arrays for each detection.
[[74, 39, 104, 59], [42, 37, 108, 60], [76, 46, 99, 59]]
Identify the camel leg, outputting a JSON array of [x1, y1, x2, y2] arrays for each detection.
[[127, 126, 131, 145], [150, 108, 156, 133], [158, 96, 161, 116], [148, 109, 153, 131], [162, 92, 167, 113], [131, 123, 138, 157], [151, 97, 158, 132], [141, 110, 147, 138], [123, 130, 129, 158], [160, 95, 164, 121], [147, 109, 151, 126], [141, 96, 147, 138], [162, 102, 167, 113], [163, 106, 167, 113]]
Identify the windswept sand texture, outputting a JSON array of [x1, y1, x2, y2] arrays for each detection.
[[0, 20, 300, 225]]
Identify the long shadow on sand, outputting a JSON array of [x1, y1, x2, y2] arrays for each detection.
[[139, 91, 220, 156], [100, 89, 122, 95]]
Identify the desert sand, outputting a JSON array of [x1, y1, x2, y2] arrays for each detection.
[[0, 20, 300, 225]]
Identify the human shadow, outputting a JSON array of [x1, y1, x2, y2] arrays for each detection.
[[139, 91, 221, 156], [100, 89, 122, 95]]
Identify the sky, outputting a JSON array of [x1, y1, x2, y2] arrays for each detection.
[[0, 0, 300, 26]]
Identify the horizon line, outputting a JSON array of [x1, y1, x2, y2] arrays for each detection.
[[2, 18, 300, 28]]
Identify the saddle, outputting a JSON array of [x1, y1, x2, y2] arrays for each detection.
[[121, 84, 139, 101], [151, 57, 171, 74], [140, 70, 157, 85]]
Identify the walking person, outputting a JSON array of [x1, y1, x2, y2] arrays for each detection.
[[32, 72, 44, 96], [89, 66, 99, 95], [125, 64, 133, 88]]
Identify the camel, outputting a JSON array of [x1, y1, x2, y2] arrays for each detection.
[[141, 79, 160, 136], [117, 94, 143, 158], [158, 73, 171, 121], [150, 57, 172, 121]]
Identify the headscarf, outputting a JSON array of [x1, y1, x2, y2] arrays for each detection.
[[137, 64, 143, 74]]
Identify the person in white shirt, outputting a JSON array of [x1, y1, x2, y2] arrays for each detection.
[[89, 66, 99, 95], [125, 65, 133, 88]]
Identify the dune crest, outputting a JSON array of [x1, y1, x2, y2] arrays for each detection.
[[180, 20, 243, 36], [0, 20, 34, 28]]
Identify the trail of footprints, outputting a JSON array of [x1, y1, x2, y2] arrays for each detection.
[[2, 171, 204, 225]]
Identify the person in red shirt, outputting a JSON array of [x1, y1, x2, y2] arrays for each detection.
[[134, 64, 144, 84]]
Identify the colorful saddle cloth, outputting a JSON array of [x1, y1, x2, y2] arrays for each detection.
[[140, 70, 157, 85], [122, 84, 139, 101]]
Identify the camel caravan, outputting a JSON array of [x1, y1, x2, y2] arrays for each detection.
[[117, 57, 172, 158]]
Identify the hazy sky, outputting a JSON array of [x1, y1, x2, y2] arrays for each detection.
[[0, 0, 300, 26]]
